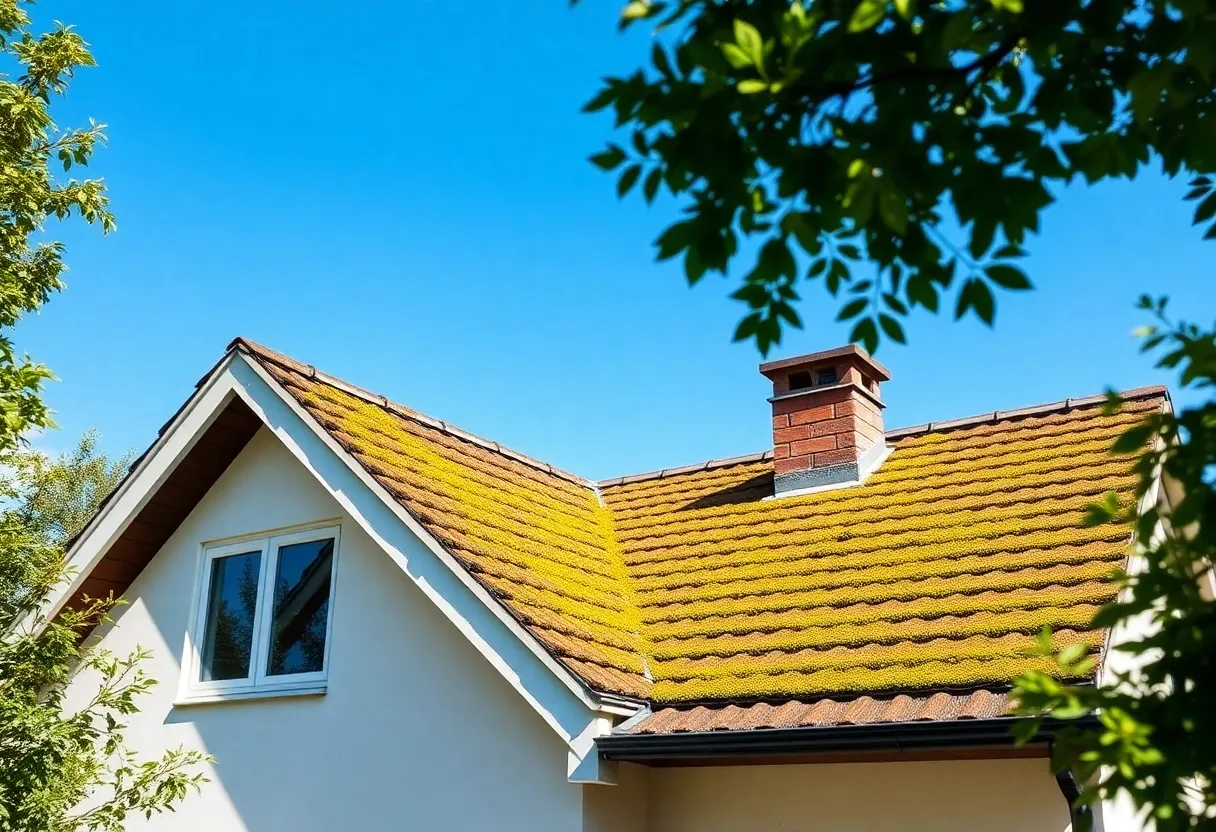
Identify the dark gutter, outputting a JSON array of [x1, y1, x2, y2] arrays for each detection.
[[597, 716, 1099, 762]]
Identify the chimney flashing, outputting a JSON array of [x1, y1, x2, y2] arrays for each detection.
[[764, 441, 891, 500]]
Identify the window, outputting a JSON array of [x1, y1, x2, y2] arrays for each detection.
[[184, 525, 339, 699]]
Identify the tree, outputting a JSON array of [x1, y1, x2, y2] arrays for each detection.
[[0, 2, 208, 828], [581, 1, 1215, 827], [580, 0, 1214, 353]]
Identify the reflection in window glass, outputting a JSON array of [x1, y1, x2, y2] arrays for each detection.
[[200, 551, 261, 681], [266, 538, 334, 676]]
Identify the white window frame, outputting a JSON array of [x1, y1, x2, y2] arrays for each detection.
[[180, 523, 340, 702]]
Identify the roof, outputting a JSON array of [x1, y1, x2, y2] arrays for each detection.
[[619, 690, 1015, 734], [228, 338, 1165, 721]]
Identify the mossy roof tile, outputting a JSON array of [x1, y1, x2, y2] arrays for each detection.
[[237, 340, 1165, 709]]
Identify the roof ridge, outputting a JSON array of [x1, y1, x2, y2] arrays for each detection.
[[229, 337, 598, 490], [596, 384, 1169, 488]]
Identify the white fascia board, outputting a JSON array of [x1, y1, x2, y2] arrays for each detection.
[[228, 357, 615, 751], [44, 353, 244, 624]]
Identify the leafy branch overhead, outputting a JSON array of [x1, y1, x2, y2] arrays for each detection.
[[580, 0, 1216, 353]]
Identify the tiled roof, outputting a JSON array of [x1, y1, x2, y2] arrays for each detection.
[[619, 690, 1014, 734], [242, 341, 650, 697], [235, 339, 1165, 713]]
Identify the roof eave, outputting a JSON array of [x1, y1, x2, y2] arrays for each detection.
[[596, 714, 1099, 763]]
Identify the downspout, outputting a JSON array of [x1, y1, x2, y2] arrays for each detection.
[[1055, 768, 1094, 832]]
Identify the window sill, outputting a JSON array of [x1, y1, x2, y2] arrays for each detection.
[[174, 683, 327, 706]]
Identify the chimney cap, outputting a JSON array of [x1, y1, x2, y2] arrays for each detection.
[[759, 344, 892, 383]]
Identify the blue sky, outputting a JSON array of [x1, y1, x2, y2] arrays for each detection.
[[18, 0, 1208, 479]]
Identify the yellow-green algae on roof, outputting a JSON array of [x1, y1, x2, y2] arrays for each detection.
[[239, 340, 1164, 706]]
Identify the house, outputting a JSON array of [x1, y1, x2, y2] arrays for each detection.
[[53, 338, 1175, 831]]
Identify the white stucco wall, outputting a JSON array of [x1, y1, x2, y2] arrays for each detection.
[[66, 428, 586, 831], [582, 757, 1071, 832]]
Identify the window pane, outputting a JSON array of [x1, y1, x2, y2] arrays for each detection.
[[266, 538, 334, 677], [200, 551, 261, 682]]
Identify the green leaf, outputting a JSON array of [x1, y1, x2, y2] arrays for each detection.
[[906, 275, 939, 312], [882, 292, 908, 315], [894, 0, 914, 20], [617, 164, 642, 197], [879, 191, 908, 235], [733, 19, 765, 69], [850, 316, 879, 353], [642, 167, 662, 203], [940, 11, 974, 52], [737, 79, 769, 94], [878, 313, 906, 343], [621, 1, 651, 23], [985, 264, 1032, 290], [1111, 423, 1155, 454], [848, 0, 887, 33], [783, 212, 822, 256], [582, 86, 616, 114], [1057, 643, 1088, 667], [1082, 492, 1121, 527], [969, 220, 996, 260], [721, 43, 752, 69], [989, 0, 1023, 11], [955, 278, 995, 325], [837, 298, 868, 321], [589, 145, 626, 171], [655, 220, 695, 261], [733, 312, 762, 342], [1193, 191, 1216, 225]]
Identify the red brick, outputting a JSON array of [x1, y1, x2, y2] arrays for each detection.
[[774, 425, 811, 443], [773, 443, 791, 459], [813, 448, 860, 467], [853, 419, 884, 442], [772, 414, 790, 430], [835, 399, 880, 420], [811, 387, 853, 407], [788, 404, 834, 426], [835, 431, 872, 449], [811, 416, 857, 437], [774, 456, 813, 475], [791, 436, 836, 455]]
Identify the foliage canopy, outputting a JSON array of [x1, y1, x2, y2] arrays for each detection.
[[582, 0, 1216, 353]]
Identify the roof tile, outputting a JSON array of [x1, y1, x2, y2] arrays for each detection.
[[236, 339, 1164, 711]]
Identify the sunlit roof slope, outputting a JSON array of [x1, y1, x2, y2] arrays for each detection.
[[598, 394, 1163, 703], [243, 341, 649, 698], [236, 339, 1165, 708]]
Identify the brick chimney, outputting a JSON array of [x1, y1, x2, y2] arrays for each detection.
[[760, 345, 891, 496]]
